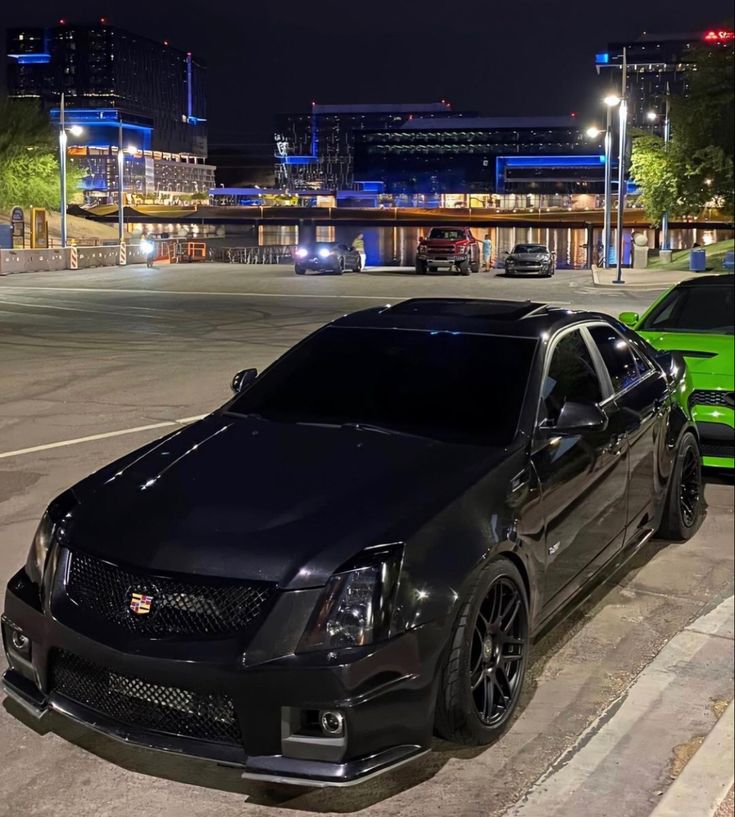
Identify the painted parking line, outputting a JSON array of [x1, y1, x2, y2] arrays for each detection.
[[0, 415, 205, 461]]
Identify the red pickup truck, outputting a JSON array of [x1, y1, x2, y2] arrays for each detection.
[[415, 227, 481, 275]]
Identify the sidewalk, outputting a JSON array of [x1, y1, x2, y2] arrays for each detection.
[[591, 265, 705, 288], [503, 595, 734, 817]]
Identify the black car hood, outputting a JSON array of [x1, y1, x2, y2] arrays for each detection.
[[66, 414, 507, 589]]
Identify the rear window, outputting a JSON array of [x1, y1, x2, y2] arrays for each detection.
[[641, 285, 734, 334], [230, 327, 537, 445]]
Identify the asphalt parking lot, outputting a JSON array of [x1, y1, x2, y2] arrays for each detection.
[[0, 263, 732, 817]]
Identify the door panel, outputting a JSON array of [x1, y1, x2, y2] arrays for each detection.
[[587, 325, 669, 529], [533, 329, 628, 610]]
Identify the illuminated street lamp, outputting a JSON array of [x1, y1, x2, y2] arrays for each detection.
[[58, 94, 85, 249], [599, 93, 621, 269]]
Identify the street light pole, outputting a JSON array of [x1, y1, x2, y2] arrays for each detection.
[[117, 121, 125, 248], [614, 48, 628, 285], [661, 86, 671, 250], [59, 93, 68, 249], [602, 103, 614, 268]]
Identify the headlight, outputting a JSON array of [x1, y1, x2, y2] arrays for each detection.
[[295, 247, 308, 258], [26, 512, 55, 585], [25, 491, 75, 586], [318, 248, 333, 258], [140, 239, 154, 254], [298, 544, 403, 652], [418, 245, 427, 253], [457, 245, 468, 254]]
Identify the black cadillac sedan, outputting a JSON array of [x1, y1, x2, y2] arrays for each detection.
[[2, 299, 703, 786], [294, 242, 362, 274]]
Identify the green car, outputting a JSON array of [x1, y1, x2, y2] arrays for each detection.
[[620, 275, 734, 469]]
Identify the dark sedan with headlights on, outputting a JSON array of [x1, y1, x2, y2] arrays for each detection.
[[294, 242, 362, 274], [3, 299, 703, 787], [504, 244, 555, 277]]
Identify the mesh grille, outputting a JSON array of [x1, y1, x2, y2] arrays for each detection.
[[66, 550, 274, 637], [50, 650, 241, 744], [689, 390, 734, 408]]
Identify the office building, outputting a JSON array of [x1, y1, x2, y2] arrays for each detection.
[[274, 102, 475, 190], [6, 20, 215, 202], [353, 117, 605, 198]]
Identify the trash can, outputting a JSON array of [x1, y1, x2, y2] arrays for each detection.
[[689, 248, 706, 272]]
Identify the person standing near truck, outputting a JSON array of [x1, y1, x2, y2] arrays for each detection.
[[353, 233, 367, 270], [482, 234, 493, 270]]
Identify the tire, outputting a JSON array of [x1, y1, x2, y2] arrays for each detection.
[[294, 265, 306, 275], [333, 259, 345, 275], [470, 259, 481, 273], [353, 256, 362, 272], [415, 259, 428, 274], [435, 558, 529, 745], [457, 259, 471, 276], [656, 431, 704, 540]]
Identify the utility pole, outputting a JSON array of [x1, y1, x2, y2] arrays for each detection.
[[117, 120, 125, 260], [661, 84, 671, 251]]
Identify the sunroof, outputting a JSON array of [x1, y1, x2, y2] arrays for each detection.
[[389, 299, 543, 321]]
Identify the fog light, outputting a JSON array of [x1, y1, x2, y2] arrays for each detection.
[[319, 710, 344, 736], [11, 631, 29, 653]]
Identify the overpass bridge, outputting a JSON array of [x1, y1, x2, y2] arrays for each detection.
[[71, 204, 733, 232]]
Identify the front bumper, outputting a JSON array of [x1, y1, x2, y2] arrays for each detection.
[[295, 257, 341, 272], [2, 567, 442, 786], [505, 263, 551, 275], [693, 414, 734, 469], [418, 254, 466, 269]]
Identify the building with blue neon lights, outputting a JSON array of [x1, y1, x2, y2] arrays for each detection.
[[353, 117, 606, 195], [6, 21, 214, 202]]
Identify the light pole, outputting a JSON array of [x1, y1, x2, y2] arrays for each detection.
[[602, 95, 620, 268], [58, 93, 84, 249], [614, 47, 628, 285], [117, 122, 125, 248]]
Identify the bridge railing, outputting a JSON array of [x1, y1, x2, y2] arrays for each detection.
[[209, 245, 296, 264]]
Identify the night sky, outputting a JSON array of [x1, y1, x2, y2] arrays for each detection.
[[2, 0, 733, 147]]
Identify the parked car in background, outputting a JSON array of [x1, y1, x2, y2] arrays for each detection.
[[416, 227, 480, 275], [620, 275, 734, 469], [3, 298, 703, 787], [295, 242, 362, 274], [504, 244, 555, 277]]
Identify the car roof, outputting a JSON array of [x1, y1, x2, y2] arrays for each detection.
[[331, 298, 612, 338], [676, 274, 734, 288]]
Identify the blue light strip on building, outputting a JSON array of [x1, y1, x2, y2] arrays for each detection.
[[595, 52, 610, 64], [8, 53, 52, 64]]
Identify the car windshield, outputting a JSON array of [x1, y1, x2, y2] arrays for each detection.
[[512, 245, 547, 254], [640, 285, 735, 334], [230, 327, 537, 445], [428, 229, 466, 241]]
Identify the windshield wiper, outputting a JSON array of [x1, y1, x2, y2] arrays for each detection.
[[296, 420, 432, 440]]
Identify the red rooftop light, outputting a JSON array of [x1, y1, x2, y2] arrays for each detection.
[[704, 30, 734, 41]]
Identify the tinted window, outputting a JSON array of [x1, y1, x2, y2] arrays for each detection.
[[588, 325, 640, 392], [230, 328, 537, 445], [641, 285, 734, 334], [542, 331, 603, 423]]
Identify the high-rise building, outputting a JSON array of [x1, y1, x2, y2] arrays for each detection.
[[274, 102, 476, 190], [595, 28, 734, 128], [6, 20, 215, 203]]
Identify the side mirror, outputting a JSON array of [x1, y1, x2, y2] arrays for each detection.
[[618, 311, 640, 328], [547, 401, 608, 435], [231, 368, 258, 394]]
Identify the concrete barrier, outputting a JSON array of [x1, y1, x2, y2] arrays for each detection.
[[0, 244, 149, 275]]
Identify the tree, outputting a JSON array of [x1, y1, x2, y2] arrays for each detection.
[[0, 97, 83, 212], [629, 44, 734, 222]]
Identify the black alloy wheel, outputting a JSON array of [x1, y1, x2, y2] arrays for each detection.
[[679, 445, 702, 528], [469, 577, 527, 727], [435, 558, 529, 745], [656, 431, 704, 540]]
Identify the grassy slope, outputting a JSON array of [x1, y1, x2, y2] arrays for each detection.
[[647, 239, 735, 271]]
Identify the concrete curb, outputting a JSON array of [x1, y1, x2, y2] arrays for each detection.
[[649, 700, 734, 817], [590, 264, 709, 289]]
